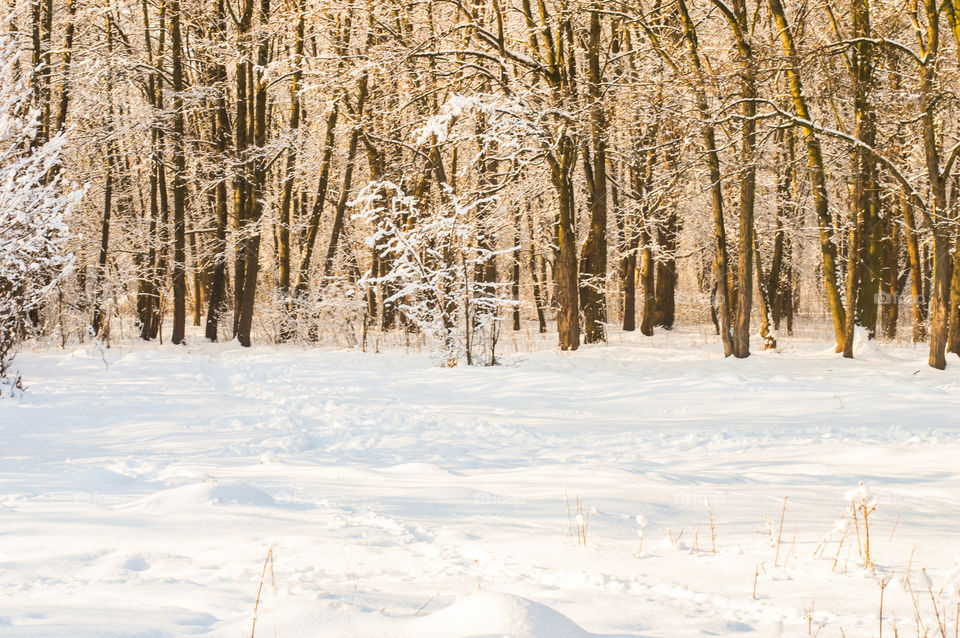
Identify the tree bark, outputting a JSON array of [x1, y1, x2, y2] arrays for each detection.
[[879, 206, 901, 340], [675, 0, 733, 356], [578, 7, 607, 344], [768, 0, 847, 351], [549, 135, 580, 351], [234, 0, 270, 347], [204, 0, 230, 341], [526, 208, 547, 334], [170, 0, 187, 345], [712, 0, 757, 358], [276, 0, 305, 340], [902, 196, 927, 342]]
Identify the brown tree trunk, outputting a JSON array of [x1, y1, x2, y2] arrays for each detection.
[[768, 0, 847, 351], [276, 0, 305, 340], [92, 7, 116, 337], [712, 0, 758, 358], [615, 183, 637, 332], [53, 0, 75, 134], [929, 233, 952, 369], [293, 106, 339, 299], [578, 7, 607, 344], [753, 225, 776, 349], [552, 142, 580, 351], [527, 208, 547, 334], [879, 207, 900, 340], [675, 0, 733, 356], [902, 197, 927, 342], [639, 223, 655, 337], [234, 0, 269, 347], [322, 123, 363, 281], [512, 207, 521, 331], [653, 216, 678, 329], [843, 184, 863, 359], [517, 0, 579, 350], [947, 242, 960, 355], [322, 68, 370, 283], [92, 163, 112, 337], [170, 0, 187, 345], [204, 0, 230, 341], [621, 251, 636, 332], [137, 0, 167, 342]]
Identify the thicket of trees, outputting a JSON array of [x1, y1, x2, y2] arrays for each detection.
[[0, 21, 79, 388], [5, 0, 960, 368]]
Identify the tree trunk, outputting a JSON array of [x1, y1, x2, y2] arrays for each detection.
[[654, 209, 679, 329], [843, 182, 863, 359], [768, 0, 846, 351], [204, 0, 230, 342], [275, 0, 304, 340], [512, 206, 521, 331], [947, 241, 960, 355], [552, 143, 580, 351], [753, 225, 776, 349], [526, 208, 547, 334], [712, 0, 758, 358], [170, 0, 187, 345], [92, 163, 112, 336], [323, 73, 371, 284], [52, 0, 75, 134], [639, 226, 655, 337], [899, 197, 927, 342], [234, 0, 269, 347], [293, 105, 338, 298], [615, 177, 638, 333], [880, 207, 900, 340], [578, 7, 607, 344], [92, 7, 116, 337], [676, 0, 733, 356]]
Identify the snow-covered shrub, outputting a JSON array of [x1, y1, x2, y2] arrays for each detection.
[[0, 23, 81, 386], [352, 93, 536, 365], [272, 280, 370, 348], [352, 180, 511, 366]]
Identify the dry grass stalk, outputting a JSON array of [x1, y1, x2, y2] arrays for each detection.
[[774, 496, 788, 566], [832, 526, 848, 573], [890, 506, 906, 542], [880, 576, 889, 638], [707, 499, 717, 554], [852, 503, 863, 559], [573, 495, 588, 546], [905, 546, 917, 592], [249, 547, 275, 638]]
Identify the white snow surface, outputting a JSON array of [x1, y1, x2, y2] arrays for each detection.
[[2, 329, 960, 637]]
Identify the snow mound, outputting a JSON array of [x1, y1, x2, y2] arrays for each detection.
[[411, 591, 592, 637], [68, 468, 148, 492], [127, 480, 278, 510], [268, 591, 601, 638], [851, 326, 892, 359]]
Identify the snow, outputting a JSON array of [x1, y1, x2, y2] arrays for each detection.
[[250, 591, 596, 638], [2, 328, 960, 637]]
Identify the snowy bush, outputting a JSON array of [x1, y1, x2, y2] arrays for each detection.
[[0, 24, 81, 387], [352, 180, 511, 366], [348, 93, 536, 365]]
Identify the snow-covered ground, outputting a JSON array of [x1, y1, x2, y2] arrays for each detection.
[[2, 328, 960, 637]]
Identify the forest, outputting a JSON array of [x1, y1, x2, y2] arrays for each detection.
[[6, 2, 960, 634], [4, 0, 960, 370]]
